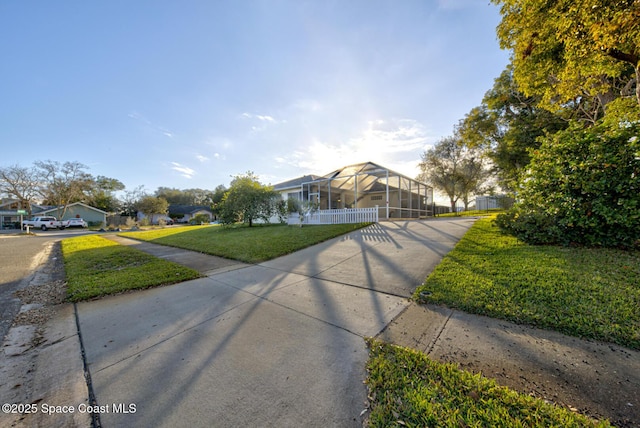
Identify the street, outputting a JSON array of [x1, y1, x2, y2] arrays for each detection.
[[0, 229, 95, 341]]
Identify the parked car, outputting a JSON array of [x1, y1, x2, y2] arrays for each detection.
[[64, 218, 88, 228], [22, 216, 64, 231]]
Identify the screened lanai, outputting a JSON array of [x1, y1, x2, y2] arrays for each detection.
[[282, 162, 434, 220]]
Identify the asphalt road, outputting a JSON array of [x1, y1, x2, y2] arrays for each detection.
[[0, 229, 95, 341]]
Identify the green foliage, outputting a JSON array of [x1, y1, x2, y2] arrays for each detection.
[[219, 171, 279, 226], [137, 196, 169, 221], [415, 217, 640, 350], [493, 0, 640, 109], [190, 213, 211, 225], [62, 235, 201, 301], [498, 120, 640, 248], [365, 339, 610, 427], [418, 136, 491, 211], [459, 68, 568, 191]]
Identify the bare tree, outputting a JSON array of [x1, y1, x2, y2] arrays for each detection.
[[0, 164, 40, 215], [34, 160, 93, 219], [120, 185, 146, 217]]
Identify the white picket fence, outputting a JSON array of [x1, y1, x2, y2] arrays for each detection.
[[288, 207, 379, 225]]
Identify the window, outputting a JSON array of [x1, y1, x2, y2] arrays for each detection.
[[371, 195, 383, 201]]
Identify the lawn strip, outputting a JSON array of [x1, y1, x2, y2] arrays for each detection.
[[365, 339, 610, 427], [62, 235, 202, 302], [118, 223, 371, 263], [414, 216, 640, 350]]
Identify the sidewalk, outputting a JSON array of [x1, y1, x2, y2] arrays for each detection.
[[75, 218, 475, 427], [4, 218, 638, 427]]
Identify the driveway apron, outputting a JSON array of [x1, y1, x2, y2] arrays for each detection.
[[76, 218, 474, 427]]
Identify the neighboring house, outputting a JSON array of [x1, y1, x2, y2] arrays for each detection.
[[0, 199, 45, 229], [168, 205, 214, 223], [37, 202, 108, 226], [273, 161, 434, 221], [137, 212, 172, 225]]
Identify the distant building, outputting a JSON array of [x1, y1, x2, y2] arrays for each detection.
[[475, 195, 513, 211], [168, 205, 214, 223]]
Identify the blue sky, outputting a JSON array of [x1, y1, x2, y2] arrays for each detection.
[[0, 0, 509, 194]]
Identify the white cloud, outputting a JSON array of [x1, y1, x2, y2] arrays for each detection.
[[256, 114, 275, 122], [241, 112, 278, 123], [127, 111, 151, 125], [196, 155, 209, 162], [240, 112, 281, 132], [274, 118, 434, 179], [170, 162, 195, 179]]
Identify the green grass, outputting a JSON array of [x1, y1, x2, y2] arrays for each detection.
[[365, 339, 610, 427], [118, 223, 371, 263], [414, 216, 640, 350], [62, 235, 201, 301]]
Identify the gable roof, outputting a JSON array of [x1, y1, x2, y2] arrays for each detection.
[[273, 174, 322, 191], [38, 202, 108, 215]]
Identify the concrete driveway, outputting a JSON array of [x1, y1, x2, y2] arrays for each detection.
[[76, 218, 475, 427]]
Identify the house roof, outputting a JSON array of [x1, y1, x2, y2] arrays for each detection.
[[0, 199, 45, 211], [168, 205, 213, 215], [38, 202, 108, 215], [273, 174, 322, 191]]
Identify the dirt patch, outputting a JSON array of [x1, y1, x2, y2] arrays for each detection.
[[12, 243, 67, 336]]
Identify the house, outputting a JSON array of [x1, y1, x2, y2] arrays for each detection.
[[168, 205, 214, 223], [0, 199, 45, 229], [0, 199, 108, 229], [273, 162, 434, 222], [37, 202, 108, 226], [136, 212, 172, 225]]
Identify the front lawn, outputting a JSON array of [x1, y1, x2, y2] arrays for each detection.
[[62, 235, 201, 301], [118, 223, 371, 263], [365, 339, 609, 427], [414, 216, 640, 350]]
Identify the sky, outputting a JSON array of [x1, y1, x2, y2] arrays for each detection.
[[0, 0, 510, 195]]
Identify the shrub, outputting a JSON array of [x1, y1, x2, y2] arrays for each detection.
[[498, 120, 640, 248], [190, 213, 210, 225]]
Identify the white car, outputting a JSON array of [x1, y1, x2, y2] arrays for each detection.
[[64, 218, 88, 228]]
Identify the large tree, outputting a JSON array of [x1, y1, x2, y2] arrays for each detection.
[[220, 172, 279, 226], [137, 196, 169, 224], [418, 137, 490, 212], [86, 176, 125, 212], [0, 164, 40, 214], [120, 185, 146, 217], [155, 187, 217, 206], [493, 0, 640, 110], [457, 68, 567, 191], [34, 160, 93, 218]]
